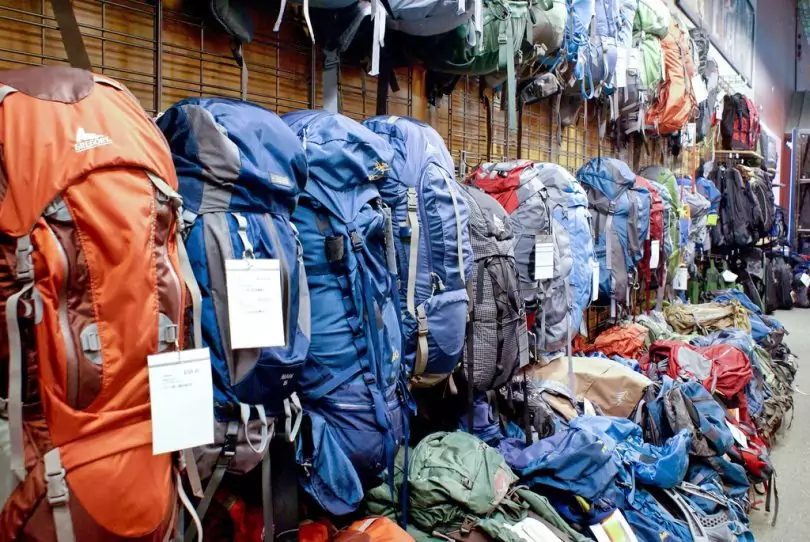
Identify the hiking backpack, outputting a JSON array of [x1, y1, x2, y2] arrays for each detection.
[[709, 165, 761, 251], [746, 167, 775, 239], [456, 183, 529, 392], [633, 175, 665, 299], [633, 0, 670, 37], [0, 67, 188, 541], [363, 115, 473, 387], [645, 22, 697, 135], [577, 158, 651, 316], [283, 111, 407, 515], [721, 93, 760, 152], [467, 161, 582, 358], [157, 97, 311, 529]]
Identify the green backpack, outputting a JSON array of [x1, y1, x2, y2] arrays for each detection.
[[633, 0, 671, 38], [417, 0, 529, 131]]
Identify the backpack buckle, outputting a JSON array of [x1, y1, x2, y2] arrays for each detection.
[[607, 201, 617, 215], [350, 231, 364, 252], [45, 466, 69, 506], [15, 238, 34, 282]]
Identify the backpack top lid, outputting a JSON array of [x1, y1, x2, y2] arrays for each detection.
[[283, 110, 395, 223], [363, 115, 455, 185], [577, 157, 636, 200], [158, 97, 307, 216], [533, 162, 589, 209]]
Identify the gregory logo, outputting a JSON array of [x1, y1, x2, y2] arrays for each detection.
[[368, 161, 390, 181], [280, 373, 295, 386], [74, 128, 112, 153]]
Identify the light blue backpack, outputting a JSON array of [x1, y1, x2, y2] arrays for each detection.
[[364, 115, 473, 387]]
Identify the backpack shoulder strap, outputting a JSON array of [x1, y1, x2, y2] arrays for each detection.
[[50, 0, 92, 70]]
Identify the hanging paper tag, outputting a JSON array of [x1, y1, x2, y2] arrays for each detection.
[[801, 274, 810, 288], [673, 267, 688, 291], [649, 240, 660, 269], [722, 270, 738, 284], [725, 421, 749, 448], [707, 213, 718, 226], [590, 510, 639, 542], [783, 246, 790, 257], [148, 348, 215, 455], [591, 260, 600, 301], [692, 74, 709, 104], [226, 259, 286, 350], [534, 236, 555, 280], [614, 47, 629, 88]]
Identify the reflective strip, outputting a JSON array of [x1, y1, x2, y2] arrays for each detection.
[[0, 85, 17, 105], [406, 188, 420, 317], [233, 213, 254, 258], [44, 448, 76, 542]]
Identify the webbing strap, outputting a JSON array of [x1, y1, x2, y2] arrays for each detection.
[[382, 204, 398, 275], [178, 471, 204, 542], [406, 188, 420, 317], [146, 172, 202, 349], [233, 213, 254, 258], [499, 16, 517, 132], [262, 451, 273, 542], [240, 403, 270, 455], [442, 169, 466, 284], [323, 50, 340, 114], [0, 85, 17, 105], [414, 305, 429, 377], [182, 448, 203, 498], [566, 310, 575, 396], [50, 0, 92, 70], [44, 448, 76, 542], [6, 274, 34, 484], [184, 421, 239, 542], [369, 0, 386, 77]]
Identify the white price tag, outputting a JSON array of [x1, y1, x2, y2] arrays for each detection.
[[673, 267, 688, 291], [226, 259, 286, 350], [721, 270, 738, 284], [591, 260, 600, 301], [801, 273, 810, 288], [649, 240, 660, 269], [148, 348, 215, 455], [725, 420, 749, 448], [614, 47, 629, 88], [591, 510, 639, 542], [692, 74, 708, 104], [783, 246, 790, 257], [534, 236, 555, 280]]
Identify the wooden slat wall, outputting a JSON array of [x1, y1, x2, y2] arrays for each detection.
[[0, 0, 695, 175]]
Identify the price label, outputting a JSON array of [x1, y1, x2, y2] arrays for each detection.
[[722, 270, 738, 284], [148, 348, 215, 455], [673, 267, 688, 291], [534, 236, 555, 280], [707, 213, 718, 226], [226, 259, 286, 350], [592, 260, 600, 301], [649, 240, 660, 269], [801, 274, 810, 288]]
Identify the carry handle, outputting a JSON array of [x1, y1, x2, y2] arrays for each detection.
[[51, 0, 92, 70]]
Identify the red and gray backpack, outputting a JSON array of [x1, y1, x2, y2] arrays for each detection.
[[721, 93, 760, 151]]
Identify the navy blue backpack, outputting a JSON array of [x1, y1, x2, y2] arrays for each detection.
[[157, 97, 311, 529], [363, 115, 473, 387], [283, 110, 409, 516]]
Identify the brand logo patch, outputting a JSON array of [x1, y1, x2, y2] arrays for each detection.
[[74, 128, 112, 153]]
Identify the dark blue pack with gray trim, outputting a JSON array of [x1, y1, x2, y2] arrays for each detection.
[[157, 97, 310, 507]]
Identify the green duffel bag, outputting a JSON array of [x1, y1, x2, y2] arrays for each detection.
[[634, 0, 671, 37], [417, 0, 529, 131]]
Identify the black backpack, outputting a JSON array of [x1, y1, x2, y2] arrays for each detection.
[[748, 168, 775, 238], [710, 165, 761, 251], [457, 184, 529, 393]]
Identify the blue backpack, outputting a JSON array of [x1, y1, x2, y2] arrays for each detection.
[[533, 163, 595, 335], [577, 158, 651, 316], [157, 97, 310, 522], [283, 110, 408, 515], [590, 0, 636, 95], [363, 115, 473, 387]]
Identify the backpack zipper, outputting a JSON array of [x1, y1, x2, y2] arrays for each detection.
[[156, 191, 183, 348], [45, 223, 81, 409]]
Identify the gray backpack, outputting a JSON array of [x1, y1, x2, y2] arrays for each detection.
[[458, 183, 529, 392]]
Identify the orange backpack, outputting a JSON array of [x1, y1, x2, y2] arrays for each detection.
[[0, 66, 194, 541], [300, 518, 414, 542], [645, 22, 697, 135]]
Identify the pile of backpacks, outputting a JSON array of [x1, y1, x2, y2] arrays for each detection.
[[0, 65, 796, 542]]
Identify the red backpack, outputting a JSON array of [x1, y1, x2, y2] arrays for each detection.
[[464, 160, 535, 214], [634, 176, 665, 299], [694, 344, 753, 406], [721, 94, 761, 151]]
